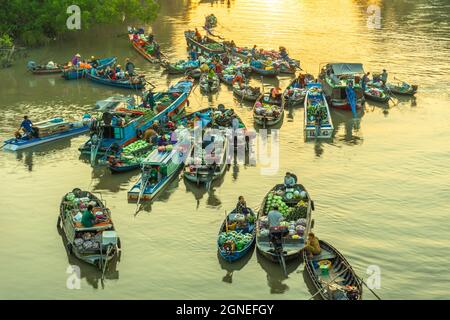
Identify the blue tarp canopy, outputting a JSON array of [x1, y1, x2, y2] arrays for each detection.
[[330, 63, 364, 75]]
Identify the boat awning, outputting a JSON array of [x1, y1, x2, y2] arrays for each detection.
[[330, 63, 364, 75]]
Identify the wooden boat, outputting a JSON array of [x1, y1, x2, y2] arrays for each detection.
[[364, 87, 390, 103], [184, 30, 225, 57], [128, 34, 161, 63], [283, 74, 315, 107], [58, 188, 121, 271], [79, 78, 193, 159], [256, 183, 314, 263], [105, 140, 156, 173], [253, 91, 284, 126], [62, 57, 116, 80], [250, 60, 279, 77], [200, 72, 220, 94], [3, 117, 91, 151], [318, 63, 365, 111], [27, 60, 64, 74], [161, 59, 200, 74], [386, 82, 418, 96], [218, 208, 256, 262], [183, 131, 229, 184], [85, 70, 146, 90], [127, 128, 192, 202], [304, 83, 334, 140], [233, 84, 261, 102], [303, 240, 363, 300], [179, 106, 249, 151]]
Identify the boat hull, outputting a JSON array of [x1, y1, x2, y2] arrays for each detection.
[[86, 71, 145, 89], [3, 126, 89, 151]]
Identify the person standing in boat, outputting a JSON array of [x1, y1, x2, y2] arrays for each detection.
[[154, 42, 161, 60], [380, 69, 388, 86], [71, 53, 81, 66], [125, 58, 135, 77], [194, 28, 202, 42], [305, 232, 321, 258], [268, 205, 284, 228], [362, 72, 370, 92]]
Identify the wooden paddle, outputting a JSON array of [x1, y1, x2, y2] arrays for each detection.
[[355, 274, 382, 300]]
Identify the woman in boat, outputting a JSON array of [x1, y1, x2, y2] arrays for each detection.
[[271, 87, 282, 100], [194, 28, 202, 42], [81, 205, 97, 228], [284, 172, 296, 187], [71, 53, 81, 66], [235, 196, 249, 215], [362, 72, 370, 92], [305, 232, 321, 258], [232, 70, 244, 87]]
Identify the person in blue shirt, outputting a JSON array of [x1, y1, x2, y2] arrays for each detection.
[[17, 115, 37, 138], [284, 172, 296, 187], [268, 205, 284, 228]]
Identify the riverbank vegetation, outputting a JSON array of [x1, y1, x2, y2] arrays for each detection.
[[0, 0, 160, 47]]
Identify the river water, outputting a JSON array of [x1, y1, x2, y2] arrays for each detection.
[[0, 0, 449, 299]]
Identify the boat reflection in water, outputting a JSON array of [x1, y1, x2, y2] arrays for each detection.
[[217, 247, 254, 284], [329, 109, 365, 146], [256, 251, 301, 294], [57, 220, 120, 289], [14, 139, 72, 172], [183, 175, 225, 209]]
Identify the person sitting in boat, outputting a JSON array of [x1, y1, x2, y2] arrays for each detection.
[[305, 232, 321, 258], [221, 54, 230, 66], [232, 70, 244, 87], [148, 33, 154, 44], [235, 196, 249, 215], [143, 128, 158, 144], [194, 28, 202, 42], [250, 45, 257, 56], [200, 61, 210, 73], [108, 67, 117, 80], [279, 46, 289, 60], [151, 121, 162, 135], [214, 62, 223, 75], [125, 58, 135, 77], [132, 32, 139, 42], [81, 204, 97, 228], [116, 67, 126, 80], [16, 115, 37, 139], [189, 48, 198, 61], [71, 53, 81, 66], [284, 172, 297, 187], [271, 87, 282, 100], [380, 69, 388, 86], [46, 61, 57, 69]]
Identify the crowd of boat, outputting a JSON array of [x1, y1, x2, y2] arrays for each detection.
[[2, 15, 407, 300]]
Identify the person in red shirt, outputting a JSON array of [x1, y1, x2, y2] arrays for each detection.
[[214, 62, 223, 75]]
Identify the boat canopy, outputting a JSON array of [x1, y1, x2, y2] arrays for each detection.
[[330, 63, 364, 76]]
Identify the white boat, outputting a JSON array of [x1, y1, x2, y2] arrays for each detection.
[[304, 84, 334, 140], [3, 117, 91, 151], [128, 128, 192, 202], [184, 130, 229, 184]]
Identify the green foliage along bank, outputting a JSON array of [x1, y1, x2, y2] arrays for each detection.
[[0, 0, 160, 47]]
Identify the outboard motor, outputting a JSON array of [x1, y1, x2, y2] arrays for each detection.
[[269, 226, 289, 253]]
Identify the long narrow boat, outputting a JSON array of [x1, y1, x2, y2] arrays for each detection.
[[183, 131, 229, 184], [253, 91, 284, 127], [62, 57, 117, 80], [283, 74, 315, 107], [386, 81, 418, 96], [218, 208, 256, 262], [85, 70, 146, 90], [304, 83, 334, 140], [128, 34, 161, 63], [27, 61, 64, 75], [200, 73, 220, 94], [3, 117, 91, 151], [250, 60, 279, 77], [364, 87, 390, 103], [233, 84, 261, 102], [184, 30, 225, 57], [79, 78, 194, 158], [161, 59, 200, 74], [58, 188, 121, 271], [256, 183, 314, 263], [127, 128, 192, 202], [318, 63, 365, 111], [303, 240, 363, 300]]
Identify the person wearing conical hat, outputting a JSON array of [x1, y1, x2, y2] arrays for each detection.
[[71, 53, 81, 66]]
